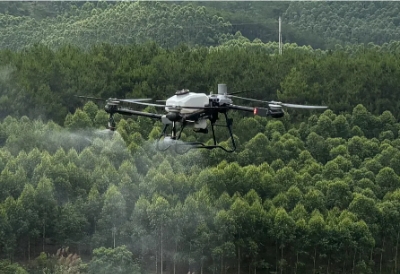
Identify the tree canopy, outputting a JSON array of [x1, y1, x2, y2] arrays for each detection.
[[1, 1, 400, 273]]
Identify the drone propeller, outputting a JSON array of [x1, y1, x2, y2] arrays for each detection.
[[120, 100, 166, 108], [227, 95, 266, 103], [75, 95, 105, 101], [76, 95, 153, 104], [117, 98, 154, 103], [273, 102, 328, 109], [228, 95, 328, 109]]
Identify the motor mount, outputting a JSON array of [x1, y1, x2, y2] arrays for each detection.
[[269, 108, 285, 118], [166, 112, 181, 122]]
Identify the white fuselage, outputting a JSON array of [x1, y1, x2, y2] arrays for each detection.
[[165, 92, 209, 114], [163, 92, 210, 129]]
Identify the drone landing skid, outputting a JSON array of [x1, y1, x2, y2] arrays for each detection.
[[156, 113, 236, 154]]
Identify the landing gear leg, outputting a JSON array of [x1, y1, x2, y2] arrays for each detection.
[[155, 113, 236, 153], [156, 124, 172, 151], [108, 114, 116, 131]]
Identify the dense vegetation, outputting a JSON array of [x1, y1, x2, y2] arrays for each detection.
[[284, 1, 400, 46], [0, 41, 398, 273], [1, 1, 400, 273], [2, 42, 400, 126], [1, 1, 400, 50]]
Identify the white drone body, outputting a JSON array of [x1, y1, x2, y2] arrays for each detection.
[[165, 90, 209, 114], [163, 84, 234, 130]]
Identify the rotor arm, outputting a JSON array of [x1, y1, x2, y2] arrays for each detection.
[[229, 105, 270, 117], [229, 104, 254, 112]]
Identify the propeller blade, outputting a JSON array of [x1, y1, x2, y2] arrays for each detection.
[[229, 96, 328, 109], [77, 96, 153, 104], [120, 100, 166, 108], [75, 95, 105, 101], [228, 88, 260, 95], [228, 95, 268, 103], [118, 98, 154, 103], [280, 103, 328, 109]]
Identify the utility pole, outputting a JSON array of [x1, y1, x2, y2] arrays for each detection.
[[279, 16, 282, 55]]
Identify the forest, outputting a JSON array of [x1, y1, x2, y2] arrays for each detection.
[[1, 1, 400, 274], [0, 1, 400, 50]]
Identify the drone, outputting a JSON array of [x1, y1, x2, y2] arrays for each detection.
[[77, 84, 327, 153]]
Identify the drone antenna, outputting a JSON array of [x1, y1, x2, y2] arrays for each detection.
[[218, 84, 227, 95]]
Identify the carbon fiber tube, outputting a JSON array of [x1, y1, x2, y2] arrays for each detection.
[[228, 105, 271, 117]]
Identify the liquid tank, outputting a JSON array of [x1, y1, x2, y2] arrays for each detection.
[[165, 90, 209, 114]]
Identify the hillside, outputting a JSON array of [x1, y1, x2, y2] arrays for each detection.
[[284, 1, 400, 47], [0, 1, 400, 51], [1, 1, 400, 274], [0, 2, 232, 50]]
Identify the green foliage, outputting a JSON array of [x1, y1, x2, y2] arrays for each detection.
[[0, 260, 28, 274], [88, 246, 141, 274], [1, 8, 400, 271], [283, 2, 400, 47], [2, 1, 399, 51], [1, 99, 400, 273], [0, 2, 232, 51]]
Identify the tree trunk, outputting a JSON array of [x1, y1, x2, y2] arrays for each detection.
[[42, 219, 46, 252], [28, 237, 31, 261], [342, 249, 348, 273], [238, 246, 241, 274], [370, 248, 373, 262], [313, 247, 317, 274], [174, 241, 177, 274], [395, 230, 399, 274], [295, 251, 299, 274], [352, 247, 357, 274], [220, 255, 223, 274], [161, 227, 163, 274], [275, 240, 278, 273], [112, 226, 116, 249], [379, 240, 386, 273], [327, 255, 330, 274], [280, 245, 284, 274]]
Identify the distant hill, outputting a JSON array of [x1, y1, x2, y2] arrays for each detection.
[[0, 1, 399, 51], [283, 1, 400, 47], [178, 1, 400, 49]]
